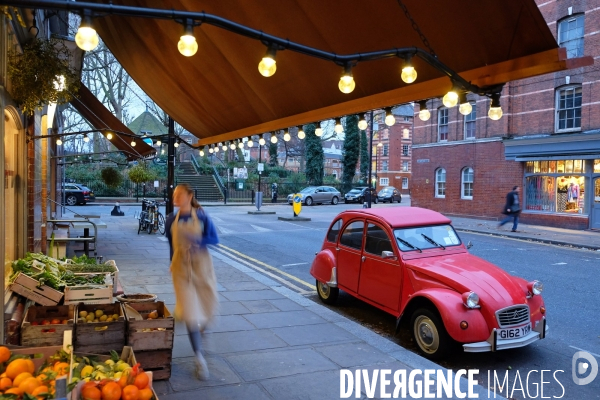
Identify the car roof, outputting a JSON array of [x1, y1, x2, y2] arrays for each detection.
[[337, 207, 451, 228]]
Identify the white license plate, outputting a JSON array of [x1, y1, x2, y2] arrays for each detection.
[[498, 323, 531, 339]]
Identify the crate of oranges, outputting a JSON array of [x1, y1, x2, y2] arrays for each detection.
[[21, 305, 75, 347], [0, 344, 71, 398]]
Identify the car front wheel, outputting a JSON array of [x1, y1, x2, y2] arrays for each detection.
[[66, 195, 78, 206], [316, 280, 339, 305], [331, 196, 339, 205], [410, 308, 452, 360], [305, 197, 314, 206]]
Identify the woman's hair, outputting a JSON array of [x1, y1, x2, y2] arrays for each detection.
[[175, 183, 202, 209]]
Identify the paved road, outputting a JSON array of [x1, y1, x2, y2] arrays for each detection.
[[68, 202, 600, 398]]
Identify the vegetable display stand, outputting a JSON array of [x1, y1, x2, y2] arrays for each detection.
[[21, 305, 75, 347], [69, 259, 120, 295], [63, 273, 113, 305], [8, 272, 64, 306], [74, 303, 125, 354], [124, 302, 174, 380]]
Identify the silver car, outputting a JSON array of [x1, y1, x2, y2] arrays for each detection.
[[287, 186, 341, 206]]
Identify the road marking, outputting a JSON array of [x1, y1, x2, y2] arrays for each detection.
[[213, 250, 314, 295], [569, 345, 600, 358], [211, 216, 224, 222], [250, 224, 272, 232], [552, 262, 567, 265], [158, 237, 168, 242], [218, 226, 236, 234], [281, 262, 308, 266], [216, 244, 314, 290]]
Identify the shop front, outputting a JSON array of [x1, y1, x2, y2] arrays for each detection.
[[504, 133, 600, 230]]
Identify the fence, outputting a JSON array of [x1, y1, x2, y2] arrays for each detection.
[[222, 181, 345, 203], [77, 179, 169, 198]]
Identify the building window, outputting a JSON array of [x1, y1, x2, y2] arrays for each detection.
[[404, 116, 410, 122], [403, 128, 410, 139], [402, 177, 408, 189], [382, 144, 389, 156], [461, 167, 474, 199], [402, 145, 409, 156], [402, 161, 409, 172], [380, 177, 389, 186], [464, 103, 476, 139], [558, 15, 584, 59], [556, 86, 582, 132], [382, 161, 388, 171], [438, 108, 448, 142], [435, 168, 446, 198]]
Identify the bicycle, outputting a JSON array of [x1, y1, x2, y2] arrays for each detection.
[[137, 199, 165, 235]]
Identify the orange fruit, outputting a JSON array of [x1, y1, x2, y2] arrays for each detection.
[[32, 385, 49, 399], [0, 372, 6, 378], [122, 384, 139, 400], [81, 385, 102, 400], [13, 372, 33, 387], [138, 387, 153, 400], [0, 376, 13, 390], [53, 362, 69, 376], [4, 387, 23, 396], [19, 376, 41, 394], [6, 358, 34, 379], [101, 381, 122, 400], [118, 370, 131, 388], [0, 346, 11, 363], [133, 372, 149, 390]]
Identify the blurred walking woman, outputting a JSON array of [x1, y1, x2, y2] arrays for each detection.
[[165, 184, 219, 380]]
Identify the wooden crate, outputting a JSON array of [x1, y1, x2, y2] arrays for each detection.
[[21, 305, 75, 347], [8, 272, 64, 306], [134, 349, 172, 380], [74, 303, 125, 354], [124, 302, 174, 351], [70, 260, 119, 295], [64, 273, 113, 305]]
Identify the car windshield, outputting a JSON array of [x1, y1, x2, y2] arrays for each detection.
[[394, 224, 461, 252], [301, 187, 316, 193], [380, 188, 392, 193], [348, 189, 362, 194]]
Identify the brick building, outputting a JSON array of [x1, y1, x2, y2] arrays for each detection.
[[411, 0, 600, 230]]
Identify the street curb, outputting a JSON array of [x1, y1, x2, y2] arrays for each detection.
[[210, 249, 502, 399], [455, 228, 600, 251]]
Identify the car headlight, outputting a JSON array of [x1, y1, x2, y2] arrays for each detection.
[[528, 280, 543, 296], [462, 291, 480, 308]]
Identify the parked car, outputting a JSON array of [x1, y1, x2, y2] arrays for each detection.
[[310, 207, 547, 359], [344, 187, 377, 204], [62, 183, 96, 205], [286, 186, 341, 206], [377, 186, 402, 203]]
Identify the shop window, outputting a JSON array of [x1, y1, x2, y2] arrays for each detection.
[[556, 86, 582, 132], [464, 103, 476, 139], [402, 177, 408, 189], [435, 168, 446, 198], [526, 176, 557, 212], [525, 175, 585, 214], [595, 160, 600, 173], [438, 108, 448, 142], [461, 167, 474, 199], [558, 15, 584, 59], [558, 176, 585, 213], [402, 145, 409, 156]]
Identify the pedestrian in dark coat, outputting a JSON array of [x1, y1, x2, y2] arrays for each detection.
[[498, 186, 521, 232]]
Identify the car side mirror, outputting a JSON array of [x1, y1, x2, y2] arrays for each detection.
[[466, 241, 473, 249], [381, 250, 397, 260]]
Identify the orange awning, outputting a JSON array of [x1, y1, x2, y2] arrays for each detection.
[[86, 0, 591, 145], [70, 84, 156, 160]]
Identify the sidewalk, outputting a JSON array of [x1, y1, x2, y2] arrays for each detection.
[[68, 210, 494, 399]]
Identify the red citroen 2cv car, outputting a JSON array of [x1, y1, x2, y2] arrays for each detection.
[[310, 207, 547, 359]]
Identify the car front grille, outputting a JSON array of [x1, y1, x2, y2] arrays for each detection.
[[496, 305, 530, 328]]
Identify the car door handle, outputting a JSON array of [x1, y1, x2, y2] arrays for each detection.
[[361, 256, 366, 262]]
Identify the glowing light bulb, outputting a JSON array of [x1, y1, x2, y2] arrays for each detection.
[[222, 143, 228, 151], [131, 140, 136, 147], [258, 46, 277, 77], [384, 108, 395, 126], [56, 138, 63, 146], [156, 140, 161, 146], [401, 66, 417, 84], [247, 139, 254, 147], [178, 34, 198, 57], [459, 102, 473, 116], [161, 149, 165, 154], [419, 109, 430, 121], [338, 74, 355, 94], [283, 132, 291, 141], [488, 106, 503, 120], [315, 126, 323, 137], [214, 146, 219, 153], [83, 135, 90, 143], [75, 26, 99, 51], [270, 135, 278, 144], [443, 90, 459, 108], [209, 147, 214, 154], [174, 141, 180, 148], [259, 137, 266, 146], [334, 118, 343, 134], [230, 142, 236, 150], [106, 132, 113, 140], [199, 150, 204, 156], [297, 129, 305, 139], [238, 141, 244, 149], [358, 116, 368, 130]]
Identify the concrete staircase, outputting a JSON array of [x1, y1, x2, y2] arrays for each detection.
[[176, 162, 223, 202]]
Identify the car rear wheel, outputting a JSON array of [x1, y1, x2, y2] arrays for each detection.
[[410, 308, 452, 360], [305, 197, 314, 206], [316, 280, 339, 305], [331, 196, 339, 205], [373, 197, 378, 204], [66, 195, 78, 206]]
